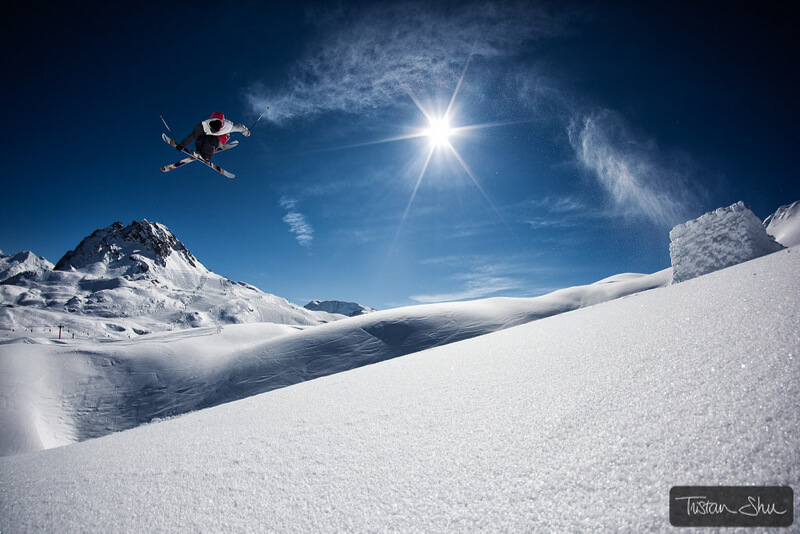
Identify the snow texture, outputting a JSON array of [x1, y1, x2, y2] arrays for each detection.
[[669, 201, 784, 283], [1, 245, 797, 532], [0, 269, 669, 456], [765, 200, 800, 248]]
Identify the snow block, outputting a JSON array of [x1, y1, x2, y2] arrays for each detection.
[[669, 201, 784, 283]]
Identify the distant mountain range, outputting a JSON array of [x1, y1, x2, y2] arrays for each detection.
[[2, 202, 797, 341], [0, 251, 53, 283], [304, 299, 376, 317], [0, 220, 370, 339]]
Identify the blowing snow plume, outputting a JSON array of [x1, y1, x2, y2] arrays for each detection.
[[248, 2, 704, 232], [569, 110, 702, 227]]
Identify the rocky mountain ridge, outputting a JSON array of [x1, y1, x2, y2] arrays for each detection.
[[0, 220, 350, 339], [304, 299, 376, 317]]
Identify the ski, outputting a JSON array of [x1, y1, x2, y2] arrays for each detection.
[[160, 157, 194, 173], [161, 133, 235, 179], [160, 141, 238, 173]]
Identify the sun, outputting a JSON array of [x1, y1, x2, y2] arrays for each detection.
[[326, 52, 510, 248], [424, 117, 452, 147]]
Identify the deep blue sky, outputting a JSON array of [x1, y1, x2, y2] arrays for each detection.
[[2, 1, 797, 309]]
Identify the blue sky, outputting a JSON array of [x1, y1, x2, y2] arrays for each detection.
[[2, 1, 797, 309]]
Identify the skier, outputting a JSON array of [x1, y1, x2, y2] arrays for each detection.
[[175, 112, 251, 161]]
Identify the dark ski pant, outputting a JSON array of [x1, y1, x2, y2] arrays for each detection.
[[195, 135, 220, 161]]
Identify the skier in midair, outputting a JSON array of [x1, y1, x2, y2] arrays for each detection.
[[176, 112, 251, 161]]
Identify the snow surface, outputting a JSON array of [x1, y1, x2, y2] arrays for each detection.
[[669, 201, 784, 283], [765, 200, 800, 248], [0, 269, 669, 456], [1, 246, 797, 532]]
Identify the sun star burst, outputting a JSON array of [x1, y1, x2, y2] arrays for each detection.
[[425, 117, 452, 147]]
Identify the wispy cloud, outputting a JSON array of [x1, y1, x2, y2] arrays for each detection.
[[507, 46, 705, 227], [255, 2, 703, 231], [520, 195, 610, 229], [411, 281, 518, 304], [523, 195, 587, 214], [567, 109, 700, 227], [279, 197, 314, 247], [410, 255, 550, 303], [247, 1, 564, 124]]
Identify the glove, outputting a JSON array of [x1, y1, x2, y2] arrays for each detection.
[[242, 127, 251, 137], [176, 143, 185, 151]]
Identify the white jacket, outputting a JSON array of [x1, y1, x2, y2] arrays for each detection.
[[201, 118, 248, 136]]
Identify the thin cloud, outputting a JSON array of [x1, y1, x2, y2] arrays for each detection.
[[411, 270, 520, 303], [509, 55, 705, 228], [523, 195, 587, 214], [410, 282, 517, 304], [279, 197, 314, 247], [255, 2, 703, 231], [247, 1, 564, 124], [520, 194, 611, 229], [410, 255, 550, 303], [568, 109, 700, 227]]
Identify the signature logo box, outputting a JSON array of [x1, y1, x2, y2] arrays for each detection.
[[670, 486, 794, 527]]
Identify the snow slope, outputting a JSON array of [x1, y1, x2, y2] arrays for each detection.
[[1, 247, 797, 532], [0, 268, 669, 456]]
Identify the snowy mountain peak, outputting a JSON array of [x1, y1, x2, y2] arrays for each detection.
[[53, 220, 206, 285], [0, 251, 54, 283], [305, 299, 377, 317], [1, 220, 336, 340]]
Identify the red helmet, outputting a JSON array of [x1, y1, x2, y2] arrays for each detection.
[[208, 112, 225, 133]]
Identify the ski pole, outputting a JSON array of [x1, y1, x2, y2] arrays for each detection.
[[161, 115, 177, 139], [248, 106, 270, 132]]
